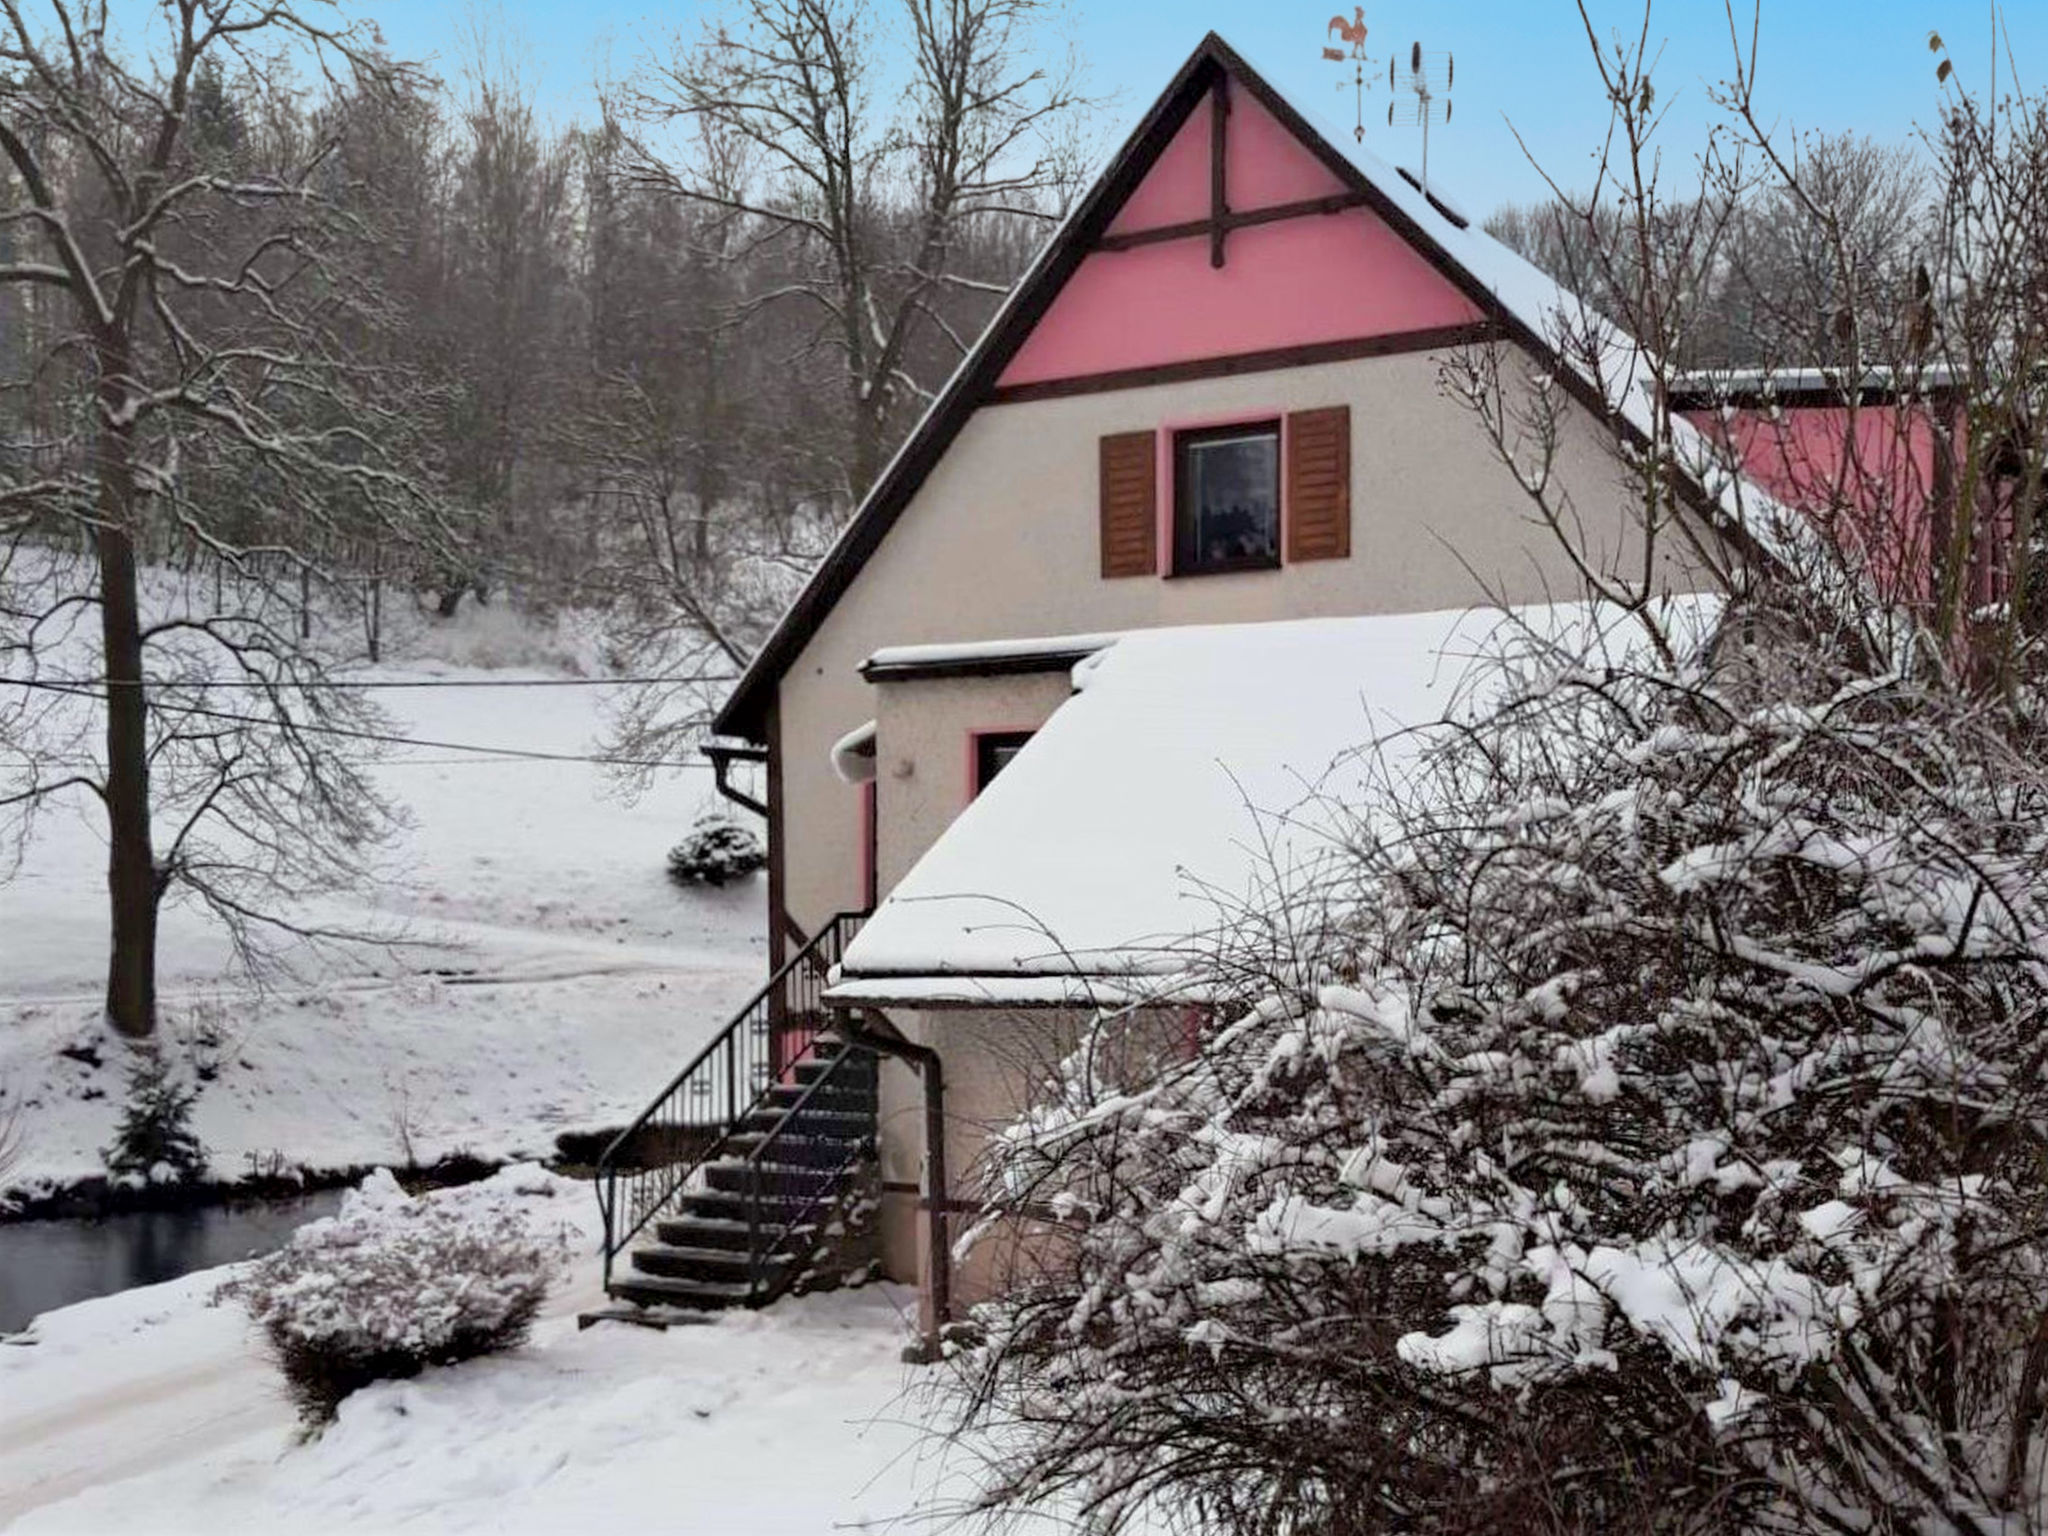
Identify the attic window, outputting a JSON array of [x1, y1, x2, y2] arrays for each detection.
[[1172, 422, 1281, 576]]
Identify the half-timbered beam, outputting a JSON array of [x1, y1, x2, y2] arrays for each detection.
[[1209, 72, 1230, 268], [1095, 190, 1375, 254]]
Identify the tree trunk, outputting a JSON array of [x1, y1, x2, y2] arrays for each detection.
[[849, 379, 878, 499], [365, 573, 383, 664], [96, 449, 159, 1039]]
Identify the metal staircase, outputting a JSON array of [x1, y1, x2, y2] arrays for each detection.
[[588, 914, 874, 1321]]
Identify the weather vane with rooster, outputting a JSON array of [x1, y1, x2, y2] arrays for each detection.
[[1321, 7, 1375, 142], [1321, 10, 1456, 188]]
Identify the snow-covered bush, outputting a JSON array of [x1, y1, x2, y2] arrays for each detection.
[[101, 1049, 207, 1184], [223, 1168, 568, 1425], [666, 814, 765, 887], [953, 585, 2048, 1535]]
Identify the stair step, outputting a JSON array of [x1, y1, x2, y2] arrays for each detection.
[[577, 1303, 717, 1333], [655, 1215, 818, 1252], [763, 1085, 876, 1117], [631, 1242, 799, 1282], [809, 1040, 870, 1061], [743, 1105, 874, 1137], [676, 1188, 826, 1225], [705, 1161, 842, 1198], [725, 1131, 870, 1168], [608, 1272, 761, 1311], [792, 1056, 877, 1088]]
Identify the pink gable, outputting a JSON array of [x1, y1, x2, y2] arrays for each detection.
[[1000, 88, 1481, 390]]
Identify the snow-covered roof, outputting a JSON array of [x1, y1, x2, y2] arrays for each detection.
[[861, 632, 1120, 680], [831, 601, 1719, 1006]]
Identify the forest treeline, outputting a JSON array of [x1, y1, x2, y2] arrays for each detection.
[[0, 0, 1085, 1034], [1, 0, 1084, 675]]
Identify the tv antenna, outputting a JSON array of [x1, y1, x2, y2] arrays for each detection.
[[1387, 42, 1454, 193], [1320, 7, 1376, 144]]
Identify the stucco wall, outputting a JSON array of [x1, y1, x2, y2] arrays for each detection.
[[778, 341, 1715, 945], [873, 1006, 1080, 1303], [871, 672, 1079, 895], [872, 1004, 1189, 1310]]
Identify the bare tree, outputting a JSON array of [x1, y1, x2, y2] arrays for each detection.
[[0, 0, 452, 1037], [424, 29, 579, 613], [619, 0, 1090, 501], [1486, 132, 1932, 372]]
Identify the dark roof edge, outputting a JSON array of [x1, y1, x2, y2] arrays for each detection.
[[1668, 383, 1964, 412], [860, 646, 1108, 685]]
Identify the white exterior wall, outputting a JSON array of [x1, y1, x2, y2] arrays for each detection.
[[779, 341, 1713, 944], [870, 672, 1078, 894]]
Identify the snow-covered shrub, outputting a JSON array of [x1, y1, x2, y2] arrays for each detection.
[[101, 1049, 207, 1184], [223, 1168, 568, 1425], [953, 585, 2048, 1535], [666, 814, 765, 887]]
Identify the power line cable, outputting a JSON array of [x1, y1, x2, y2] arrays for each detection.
[[4, 672, 736, 692], [7, 677, 717, 771]]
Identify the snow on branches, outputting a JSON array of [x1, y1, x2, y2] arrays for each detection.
[[954, 583, 2048, 1535]]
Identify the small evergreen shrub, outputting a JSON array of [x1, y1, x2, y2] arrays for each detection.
[[222, 1171, 566, 1426], [666, 814, 765, 887], [101, 1049, 207, 1184]]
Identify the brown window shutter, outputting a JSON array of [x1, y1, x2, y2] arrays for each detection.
[[1099, 431, 1157, 578], [1285, 406, 1351, 562]]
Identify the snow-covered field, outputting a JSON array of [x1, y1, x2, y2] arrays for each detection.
[[1, 601, 768, 1194], [0, 597, 1057, 1536], [0, 1168, 991, 1535]]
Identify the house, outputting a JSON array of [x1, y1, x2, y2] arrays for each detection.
[[588, 33, 1773, 1341]]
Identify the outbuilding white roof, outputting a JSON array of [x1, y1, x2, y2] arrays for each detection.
[[830, 600, 1719, 1007]]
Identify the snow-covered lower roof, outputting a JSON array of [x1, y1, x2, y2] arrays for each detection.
[[861, 632, 1120, 682], [831, 602, 1719, 1007]]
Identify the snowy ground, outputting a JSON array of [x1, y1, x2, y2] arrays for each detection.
[[1, 601, 768, 1194], [0, 600, 1067, 1536], [0, 1168, 1004, 1535]]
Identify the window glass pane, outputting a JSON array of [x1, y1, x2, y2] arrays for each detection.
[[1177, 426, 1279, 573], [975, 731, 1034, 795]]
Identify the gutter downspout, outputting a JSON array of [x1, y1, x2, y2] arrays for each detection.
[[834, 1007, 951, 1360], [704, 740, 769, 819]]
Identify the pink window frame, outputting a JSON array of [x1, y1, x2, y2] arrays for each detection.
[[965, 726, 1039, 808], [859, 779, 877, 913], [1154, 408, 1291, 578]]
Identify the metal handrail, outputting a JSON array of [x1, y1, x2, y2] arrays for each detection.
[[595, 912, 865, 1288], [742, 1042, 878, 1304]]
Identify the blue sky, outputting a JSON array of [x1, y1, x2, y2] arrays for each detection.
[[357, 0, 2042, 217]]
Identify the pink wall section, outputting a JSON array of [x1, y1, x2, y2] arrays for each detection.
[[1683, 403, 2006, 606], [1001, 89, 1481, 389], [1105, 92, 1350, 235]]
